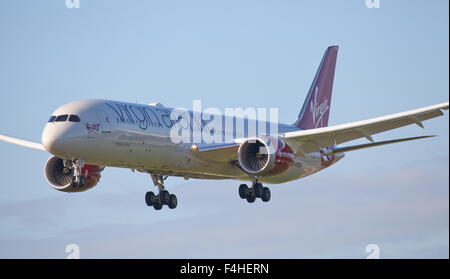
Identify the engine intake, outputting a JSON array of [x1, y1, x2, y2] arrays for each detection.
[[238, 136, 295, 176], [44, 156, 104, 192]]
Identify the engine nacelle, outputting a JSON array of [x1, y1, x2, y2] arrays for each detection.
[[238, 136, 295, 176], [44, 155, 104, 192]]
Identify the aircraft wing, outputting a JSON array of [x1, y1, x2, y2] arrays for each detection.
[[281, 102, 449, 156], [0, 134, 46, 151]]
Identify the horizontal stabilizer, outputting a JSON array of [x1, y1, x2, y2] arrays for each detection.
[[328, 135, 435, 155]]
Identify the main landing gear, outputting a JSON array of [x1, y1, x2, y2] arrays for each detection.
[[145, 175, 178, 210], [238, 178, 271, 203]]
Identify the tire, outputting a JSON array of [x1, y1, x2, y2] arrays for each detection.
[[153, 202, 163, 210], [168, 194, 178, 209], [262, 187, 271, 202], [254, 183, 264, 198], [145, 191, 155, 206], [160, 190, 170, 205], [72, 176, 78, 187], [239, 184, 249, 199], [79, 176, 86, 187], [247, 195, 256, 203]]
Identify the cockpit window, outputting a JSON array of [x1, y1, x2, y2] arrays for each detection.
[[48, 116, 56, 122], [69, 115, 81, 122], [55, 115, 68, 122]]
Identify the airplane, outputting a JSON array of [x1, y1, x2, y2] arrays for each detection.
[[0, 46, 448, 210]]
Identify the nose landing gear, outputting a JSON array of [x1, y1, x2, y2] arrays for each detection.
[[64, 158, 86, 188]]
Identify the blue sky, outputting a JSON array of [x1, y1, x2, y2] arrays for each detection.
[[0, 0, 448, 258]]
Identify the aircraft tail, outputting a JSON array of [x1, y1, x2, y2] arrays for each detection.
[[293, 46, 338, 130]]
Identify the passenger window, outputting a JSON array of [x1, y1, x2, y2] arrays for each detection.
[[48, 116, 56, 122], [55, 115, 68, 122], [69, 115, 81, 122]]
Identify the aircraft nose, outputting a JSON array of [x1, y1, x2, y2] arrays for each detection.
[[42, 125, 67, 155]]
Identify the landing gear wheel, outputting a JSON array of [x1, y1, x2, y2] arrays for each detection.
[[239, 184, 249, 199], [72, 176, 78, 187], [72, 175, 86, 187], [145, 191, 155, 206], [254, 183, 264, 198], [262, 187, 271, 202], [239, 179, 272, 204], [246, 195, 256, 203], [148, 175, 178, 210], [153, 202, 163, 210], [160, 190, 170, 205], [168, 194, 178, 209], [79, 176, 86, 187]]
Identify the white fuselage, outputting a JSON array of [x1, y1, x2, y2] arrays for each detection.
[[41, 99, 344, 184]]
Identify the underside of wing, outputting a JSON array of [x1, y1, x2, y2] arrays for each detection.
[[281, 102, 449, 155], [191, 142, 240, 163], [328, 135, 436, 155], [0, 134, 46, 151]]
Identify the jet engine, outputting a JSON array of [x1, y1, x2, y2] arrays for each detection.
[[44, 155, 104, 192], [237, 136, 295, 176]]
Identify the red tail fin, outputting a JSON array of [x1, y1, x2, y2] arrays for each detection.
[[294, 46, 338, 129]]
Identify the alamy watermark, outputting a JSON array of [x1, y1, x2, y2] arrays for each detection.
[[365, 243, 380, 259], [168, 100, 279, 146], [66, 0, 80, 9], [365, 0, 380, 9], [65, 243, 80, 259]]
